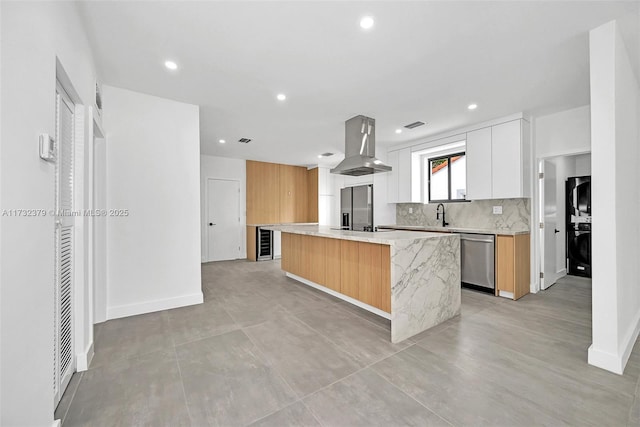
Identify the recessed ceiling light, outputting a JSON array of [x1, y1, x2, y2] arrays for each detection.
[[317, 155, 323, 158], [395, 129, 402, 134], [164, 60, 178, 70], [276, 93, 286, 101], [218, 139, 226, 144], [468, 103, 478, 110], [360, 16, 374, 30]]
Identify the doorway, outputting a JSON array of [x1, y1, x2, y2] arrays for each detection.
[[54, 81, 76, 405], [206, 178, 241, 261], [538, 153, 591, 290]]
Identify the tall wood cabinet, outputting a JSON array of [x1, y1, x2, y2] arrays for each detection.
[[246, 160, 318, 225], [246, 161, 319, 260], [247, 161, 280, 224]]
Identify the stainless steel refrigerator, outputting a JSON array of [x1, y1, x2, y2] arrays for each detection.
[[340, 185, 373, 231]]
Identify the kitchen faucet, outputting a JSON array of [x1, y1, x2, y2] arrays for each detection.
[[436, 203, 449, 227]]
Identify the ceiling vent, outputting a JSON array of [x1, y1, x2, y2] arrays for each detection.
[[319, 152, 334, 157], [404, 121, 426, 129], [238, 138, 252, 144]]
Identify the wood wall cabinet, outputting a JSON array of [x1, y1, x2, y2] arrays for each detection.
[[496, 233, 530, 300], [247, 161, 281, 224], [246, 160, 318, 226], [307, 168, 319, 223]]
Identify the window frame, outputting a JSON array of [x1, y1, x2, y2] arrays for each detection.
[[427, 151, 468, 203]]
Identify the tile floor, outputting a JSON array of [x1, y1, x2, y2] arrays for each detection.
[[56, 260, 640, 426]]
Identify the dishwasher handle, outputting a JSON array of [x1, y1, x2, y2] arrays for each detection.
[[460, 236, 494, 243]]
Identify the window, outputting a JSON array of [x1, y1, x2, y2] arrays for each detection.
[[427, 152, 467, 202]]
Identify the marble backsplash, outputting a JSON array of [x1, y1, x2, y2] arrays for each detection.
[[396, 198, 530, 232]]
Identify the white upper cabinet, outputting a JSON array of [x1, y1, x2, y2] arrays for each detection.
[[398, 148, 412, 202], [387, 150, 400, 203], [466, 127, 492, 200], [466, 119, 530, 200], [387, 147, 415, 203], [491, 120, 523, 199], [388, 114, 530, 203]]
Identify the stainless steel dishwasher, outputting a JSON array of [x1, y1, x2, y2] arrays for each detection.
[[459, 233, 495, 293]]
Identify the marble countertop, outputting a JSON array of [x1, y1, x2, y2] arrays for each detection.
[[262, 224, 457, 245], [378, 225, 529, 236]]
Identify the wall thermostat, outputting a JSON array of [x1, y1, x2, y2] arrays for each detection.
[[39, 133, 55, 162]]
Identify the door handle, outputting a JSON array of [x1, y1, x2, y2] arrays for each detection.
[[209, 223, 216, 226], [554, 229, 560, 234]]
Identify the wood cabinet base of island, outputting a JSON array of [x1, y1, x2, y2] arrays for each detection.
[[280, 231, 461, 343]]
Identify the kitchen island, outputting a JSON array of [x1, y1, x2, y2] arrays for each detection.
[[263, 225, 461, 343]]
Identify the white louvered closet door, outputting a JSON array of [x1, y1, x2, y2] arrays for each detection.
[[54, 82, 75, 406]]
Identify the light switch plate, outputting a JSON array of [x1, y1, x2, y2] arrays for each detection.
[[493, 206, 503, 215], [408, 207, 413, 214]]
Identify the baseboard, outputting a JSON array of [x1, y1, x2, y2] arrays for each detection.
[[106, 292, 203, 320], [620, 308, 640, 373], [588, 308, 640, 375], [588, 345, 623, 374], [556, 268, 567, 276], [498, 290, 514, 299], [286, 272, 391, 320], [76, 340, 94, 371]]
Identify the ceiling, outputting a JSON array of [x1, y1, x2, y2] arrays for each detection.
[[78, 1, 639, 167]]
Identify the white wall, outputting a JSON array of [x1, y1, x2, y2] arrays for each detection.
[[0, 2, 98, 425], [535, 105, 591, 158], [588, 20, 640, 374], [575, 154, 592, 176], [200, 155, 247, 260], [103, 86, 202, 319]]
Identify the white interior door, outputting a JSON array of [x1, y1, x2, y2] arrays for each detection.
[[207, 179, 241, 261], [54, 82, 75, 405], [541, 160, 558, 290]]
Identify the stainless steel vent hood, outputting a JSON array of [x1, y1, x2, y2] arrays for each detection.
[[330, 115, 392, 176]]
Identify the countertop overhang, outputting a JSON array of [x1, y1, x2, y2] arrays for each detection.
[[378, 225, 529, 236], [262, 224, 456, 245]]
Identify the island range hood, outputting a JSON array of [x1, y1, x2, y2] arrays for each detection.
[[330, 115, 392, 176]]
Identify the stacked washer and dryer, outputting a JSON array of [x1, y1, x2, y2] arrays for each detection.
[[566, 176, 591, 278]]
